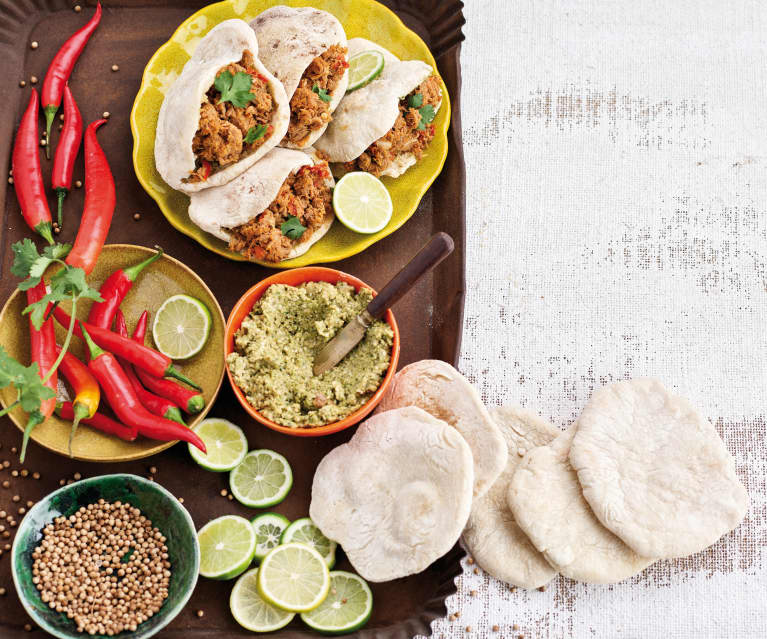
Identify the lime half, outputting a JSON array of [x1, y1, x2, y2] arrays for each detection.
[[188, 418, 248, 472], [257, 543, 330, 612], [346, 50, 385, 92], [152, 294, 211, 360], [252, 512, 290, 562], [230, 450, 293, 508], [281, 517, 337, 568], [198, 515, 257, 580], [332, 172, 393, 234], [300, 571, 373, 634], [230, 568, 295, 632]]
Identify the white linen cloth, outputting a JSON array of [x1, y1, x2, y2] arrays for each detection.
[[424, 1, 767, 636]]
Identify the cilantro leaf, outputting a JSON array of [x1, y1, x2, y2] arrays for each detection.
[[244, 124, 268, 145], [0, 347, 55, 415], [312, 84, 332, 103], [416, 104, 436, 131], [42, 243, 71, 260], [280, 215, 307, 240], [11, 239, 41, 278], [12, 240, 72, 281], [408, 93, 424, 109], [214, 71, 257, 108], [22, 266, 102, 330]]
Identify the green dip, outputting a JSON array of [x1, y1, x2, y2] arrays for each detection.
[[227, 281, 394, 427]]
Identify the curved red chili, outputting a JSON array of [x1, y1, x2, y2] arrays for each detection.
[[51, 85, 83, 228], [114, 311, 185, 425], [79, 324, 206, 452], [132, 311, 205, 414], [52, 306, 202, 390], [87, 249, 163, 329], [11, 90, 53, 245], [56, 402, 137, 442], [41, 1, 102, 149], [22, 280, 57, 461], [65, 119, 115, 275]]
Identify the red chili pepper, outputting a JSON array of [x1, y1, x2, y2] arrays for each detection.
[[200, 160, 212, 181], [41, 1, 102, 151], [79, 324, 206, 452], [11, 90, 53, 245], [52, 306, 202, 390], [132, 312, 205, 414], [114, 311, 185, 425], [51, 85, 83, 228], [56, 402, 137, 442], [22, 280, 57, 461], [65, 119, 115, 275], [86, 249, 163, 329], [55, 346, 100, 455]]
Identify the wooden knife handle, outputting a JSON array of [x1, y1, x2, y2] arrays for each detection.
[[367, 232, 455, 319]]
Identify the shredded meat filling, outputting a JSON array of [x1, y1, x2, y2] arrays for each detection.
[[187, 50, 276, 183], [228, 164, 332, 263], [345, 75, 441, 177], [286, 44, 348, 147]]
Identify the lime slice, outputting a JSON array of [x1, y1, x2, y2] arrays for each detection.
[[257, 543, 330, 612], [346, 50, 385, 92], [280, 517, 337, 568], [230, 568, 295, 632], [300, 571, 373, 634], [198, 515, 257, 580], [252, 512, 291, 562], [152, 294, 211, 360], [230, 449, 293, 508], [188, 418, 248, 472], [332, 172, 393, 234]]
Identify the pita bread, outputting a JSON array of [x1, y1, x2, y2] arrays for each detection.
[[310, 406, 474, 582], [155, 19, 289, 193], [375, 359, 507, 499], [462, 406, 560, 589], [250, 5, 348, 149], [570, 378, 749, 559]]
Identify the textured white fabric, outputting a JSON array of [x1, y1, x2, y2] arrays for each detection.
[[423, 0, 767, 636]]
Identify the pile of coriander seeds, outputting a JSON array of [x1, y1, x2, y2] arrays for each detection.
[[31, 499, 171, 636]]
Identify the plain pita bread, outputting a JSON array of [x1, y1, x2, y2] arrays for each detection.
[[462, 406, 560, 589], [310, 406, 474, 582], [375, 359, 507, 499], [570, 378, 749, 559]]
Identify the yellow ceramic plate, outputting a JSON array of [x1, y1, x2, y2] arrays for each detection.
[[0, 245, 226, 463], [130, 0, 450, 268]]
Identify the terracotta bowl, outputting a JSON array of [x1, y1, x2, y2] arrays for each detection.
[[225, 267, 400, 437]]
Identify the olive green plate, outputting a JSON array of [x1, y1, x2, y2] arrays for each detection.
[[12, 474, 199, 639], [130, 0, 451, 268], [0, 244, 226, 463]]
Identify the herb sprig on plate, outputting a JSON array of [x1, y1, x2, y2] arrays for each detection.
[[215, 71, 257, 108]]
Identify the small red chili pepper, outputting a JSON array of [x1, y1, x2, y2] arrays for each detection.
[[114, 311, 185, 425], [65, 119, 115, 275], [56, 402, 137, 441], [22, 280, 57, 461], [11, 90, 53, 245], [51, 85, 83, 228], [86, 249, 163, 329], [200, 160, 212, 181], [55, 346, 100, 455], [41, 1, 102, 152], [79, 324, 206, 452], [132, 311, 205, 414], [52, 306, 202, 390]]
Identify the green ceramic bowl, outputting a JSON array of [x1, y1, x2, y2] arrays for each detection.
[[11, 474, 199, 639]]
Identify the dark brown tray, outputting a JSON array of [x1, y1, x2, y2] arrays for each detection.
[[0, 1, 466, 637]]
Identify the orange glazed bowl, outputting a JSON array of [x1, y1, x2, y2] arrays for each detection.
[[225, 267, 400, 437]]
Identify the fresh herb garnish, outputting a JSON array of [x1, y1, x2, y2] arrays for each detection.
[[408, 93, 424, 109], [280, 215, 307, 240], [416, 104, 436, 131], [244, 124, 268, 145], [7, 239, 103, 461], [312, 84, 332, 103], [214, 71, 257, 108]]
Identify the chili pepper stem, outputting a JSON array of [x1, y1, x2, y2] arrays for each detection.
[[56, 190, 66, 228], [166, 366, 202, 391], [188, 394, 205, 414], [79, 323, 104, 360], [42, 296, 77, 384], [21, 412, 44, 462], [35, 222, 54, 245], [43, 106, 57, 159], [123, 248, 164, 281], [165, 406, 186, 426], [68, 402, 90, 457]]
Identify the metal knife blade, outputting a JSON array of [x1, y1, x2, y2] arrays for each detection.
[[313, 309, 375, 376]]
